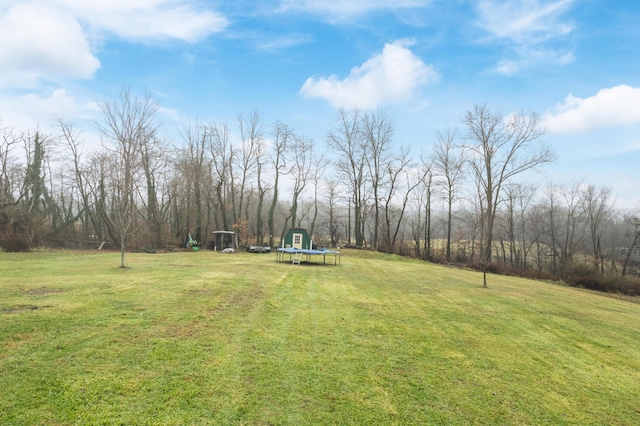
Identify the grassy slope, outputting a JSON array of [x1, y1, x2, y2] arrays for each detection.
[[1, 250, 639, 425]]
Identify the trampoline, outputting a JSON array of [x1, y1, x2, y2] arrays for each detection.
[[276, 247, 341, 265]]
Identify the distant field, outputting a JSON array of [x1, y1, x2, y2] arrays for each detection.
[[1, 249, 639, 425]]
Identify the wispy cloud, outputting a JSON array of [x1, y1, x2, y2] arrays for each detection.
[[491, 46, 574, 76], [55, 0, 229, 42], [476, 0, 574, 43], [252, 34, 314, 52], [543, 85, 640, 134], [0, 88, 97, 131], [475, 0, 575, 75], [621, 140, 640, 155], [278, 0, 432, 22], [300, 39, 438, 109]]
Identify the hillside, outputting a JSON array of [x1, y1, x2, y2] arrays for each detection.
[[1, 249, 639, 424]]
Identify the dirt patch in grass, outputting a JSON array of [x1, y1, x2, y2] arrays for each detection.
[[164, 319, 207, 338], [2, 304, 52, 314], [209, 286, 265, 316], [186, 288, 216, 296], [229, 286, 265, 307], [21, 287, 65, 295]]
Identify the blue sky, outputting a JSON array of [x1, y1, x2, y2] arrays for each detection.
[[1, 0, 639, 209]]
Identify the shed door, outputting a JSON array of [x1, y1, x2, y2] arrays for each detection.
[[292, 233, 303, 249]]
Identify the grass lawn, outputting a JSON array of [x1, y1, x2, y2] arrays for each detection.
[[1, 249, 639, 425]]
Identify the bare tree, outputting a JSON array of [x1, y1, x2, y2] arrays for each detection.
[[236, 110, 262, 242], [22, 128, 56, 215], [622, 214, 640, 277], [207, 122, 234, 232], [287, 135, 314, 230], [556, 181, 585, 275], [56, 118, 102, 239], [409, 188, 425, 259], [0, 125, 51, 251], [254, 132, 269, 246], [309, 152, 329, 238], [541, 182, 560, 274], [581, 184, 614, 273], [463, 103, 554, 286], [1, 124, 21, 206], [177, 120, 208, 244], [381, 149, 421, 254], [267, 121, 291, 247], [138, 133, 167, 248], [502, 182, 537, 268], [530, 180, 585, 276], [363, 109, 394, 250], [15, 128, 58, 249], [327, 109, 367, 246], [460, 198, 482, 263], [324, 178, 343, 247], [96, 87, 159, 268], [431, 128, 465, 262], [417, 156, 434, 260]]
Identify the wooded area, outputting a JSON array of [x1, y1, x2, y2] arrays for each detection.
[[1, 88, 639, 288]]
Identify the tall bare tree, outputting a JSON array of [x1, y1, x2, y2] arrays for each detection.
[[56, 118, 102, 239], [138, 133, 167, 247], [463, 103, 554, 286], [236, 110, 262, 242], [267, 121, 291, 247], [622, 214, 640, 277], [324, 178, 343, 247], [581, 184, 614, 273], [287, 135, 314, 230], [207, 122, 234, 232], [309, 152, 329, 238], [327, 109, 367, 246], [501, 182, 537, 268], [254, 133, 269, 246], [363, 110, 394, 250], [381, 149, 421, 254], [554, 181, 585, 275], [22, 129, 55, 215], [177, 120, 208, 244], [1, 125, 21, 206], [415, 156, 435, 260], [431, 128, 465, 262], [96, 87, 159, 268], [0, 126, 48, 251]]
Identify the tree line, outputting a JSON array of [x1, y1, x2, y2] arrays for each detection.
[[1, 88, 639, 288]]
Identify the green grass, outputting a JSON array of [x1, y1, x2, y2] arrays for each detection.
[[1, 249, 639, 425]]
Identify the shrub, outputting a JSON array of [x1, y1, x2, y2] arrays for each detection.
[[0, 208, 46, 252], [568, 274, 640, 296]]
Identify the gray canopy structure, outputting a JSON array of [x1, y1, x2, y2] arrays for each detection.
[[211, 231, 238, 251]]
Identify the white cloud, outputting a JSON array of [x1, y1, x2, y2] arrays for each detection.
[[0, 88, 98, 133], [56, 0, 228, 43], [0, 3, 100, 88], [490, 47, 574, 76], [278, 0, 431, 21], [476, 0, 574, 43], [0, 0, 228, 88], [475, 0, 575, 75], [543, 85, 640, 134], [300, 40, 438, 109], [253, 34, 314, 52]]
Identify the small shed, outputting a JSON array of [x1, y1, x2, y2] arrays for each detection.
[[281, 228, 312, 250], [210, 230, 238, 251]]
